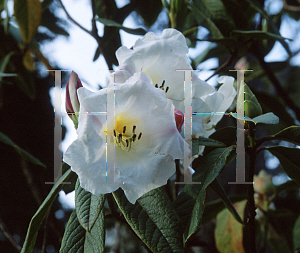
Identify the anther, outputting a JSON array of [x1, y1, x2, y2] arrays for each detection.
[[118, 134, 122, 143], [155, 84, 158, 88], [133, 125, 136, 134], [126, 139, 129, 147], [165, 86, 169, 93], [160, 80, 165, 88], [113, 129, 116, 137], [132, 134, 136, 142], [123, 126, 126, 134], [138, 132, 142, 140]]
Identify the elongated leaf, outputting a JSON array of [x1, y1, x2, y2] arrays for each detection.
[[187, 1, 223, 39], [0, 72, 17, 77], [265, 146, 300, 185], [14, 0, 42, 43], [96, 17, 147, 35], [273, 126, 300, 146], [75, 179, 105, 232], [214, 200, 246, 253], [174, 146, 235, 241], [294, 215, 300, 251], [201, 195, 247, 224], [60, 208, 105, 253], [231, 30, 292, 41], [209, 179, 244, 225], [21, 169, 73, 253], [192, 136, 225, 156], [113, 187, 183, 253], [230, 112, 279, 125], [0, 131, 46, 168]]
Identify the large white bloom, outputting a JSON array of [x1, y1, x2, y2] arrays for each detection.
[[63, 72, 186, 204], [114, 28, 215, 112], [191, 76, 236, 138]]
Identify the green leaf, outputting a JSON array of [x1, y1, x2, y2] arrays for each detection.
[[0, 131, 46, 168], [60, 209, 105, 253], [273, 126, 300, 146], [231, 30, 292, 41], [14, 0, 42, 43], [214, 200, 247, 253], [21, 168, 73, 253], [174, 146, 235, 241], [75, 179, 106, 232], [209, 179, 244, 225], [265, 146, 300, 185], [113, 187, 183, 253], [96, 17, 147, 35], [133, 0, 163, 27], [230, 112, 279, 125], [294, 215, 300, 251], [274, 180, 300, 195], [192, 136, 225, 156], [61, 162, 77, 194]]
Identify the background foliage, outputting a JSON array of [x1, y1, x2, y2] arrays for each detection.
[[0, 0, 300, 252]]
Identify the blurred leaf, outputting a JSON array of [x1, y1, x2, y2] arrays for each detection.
[[14, 0, 42, 43], [93, 45, 101, 62], [210, 179, 244, 225], [174, 146, 235, 241], [267, 222, 293, 253], [40, 9, 69, 37], [96, 17, 147, 35], [265, 146, 300, 185], [113, 187, 183, 253], [131, 0, 162, 27], [0, 131, 46, 168], [187, 1, 223, 39], [244, 0, 292, 56], [0, 72, 16, 77], [230, 112, 279, 125], [214, 200, 246, 253], [231, 30, 292, 41], [273, 126, 300, 146], [294, 215, 300, 251], [60, 209, 105, 253], [41, 0, 53, 12], [21, 168, 73, 253], [192, 136, 225, 156], [201, 194, 247, 224], [274, 180, 300, 194], [75, 179, 105, 232]]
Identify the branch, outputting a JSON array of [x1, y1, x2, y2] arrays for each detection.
[[282, 0, 300, 11], [57, 0, 113, 69], [254, 50, 300, 122], [205, 53, 236, 82], [0, 217, 21, 252]]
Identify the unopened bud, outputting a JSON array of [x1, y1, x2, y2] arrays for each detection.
[[174, 107, 184, 133], [237, 82, 262, 119], [66, 71, 83, 128], [254, 170, 274, 195]]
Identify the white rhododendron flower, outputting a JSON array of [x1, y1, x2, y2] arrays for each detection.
[[191, 76, 236, 138], [63, 72, 186, 204], [114, 28, 215, 112]]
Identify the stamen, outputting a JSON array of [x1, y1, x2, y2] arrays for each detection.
[[133, 125, 136, 134], [118, 134, 122, 143], [126, 139, 129, 147], [165, 86, 169, 93], [138, 132, 142, 140], [160, 80, 165, 88], [132, 134, 136, 142], [155, 84, 158, 88], [113, 129, 116, 137], [123, 126, 126, 134]]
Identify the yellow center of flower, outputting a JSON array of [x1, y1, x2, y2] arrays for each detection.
[[104, 113, 142, 152]]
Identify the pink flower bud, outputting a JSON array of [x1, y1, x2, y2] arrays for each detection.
[[174, 107, 184, 133], [66, 71, 83, 115]]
